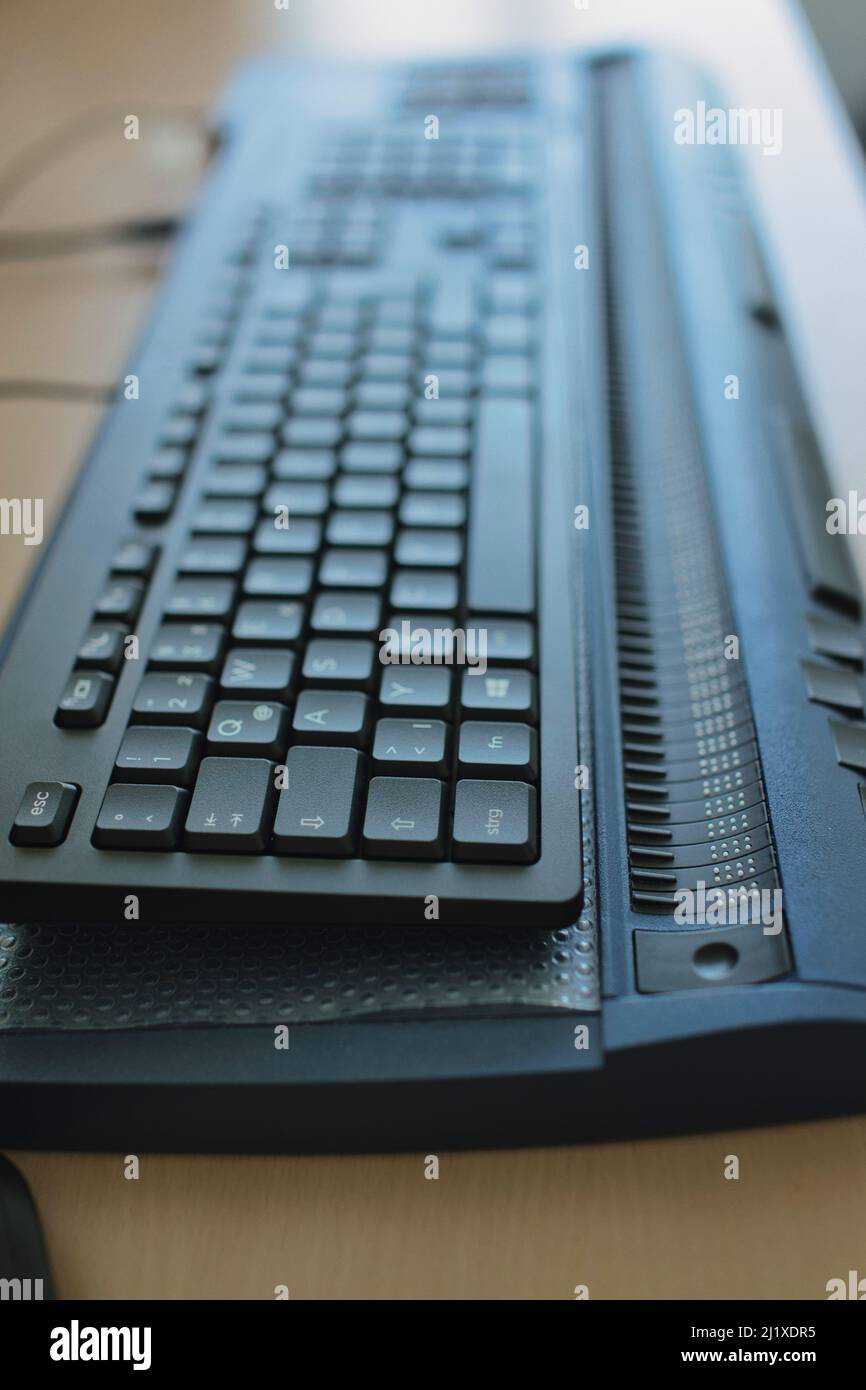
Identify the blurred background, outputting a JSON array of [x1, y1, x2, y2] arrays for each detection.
[[1, 0, 865, 628]]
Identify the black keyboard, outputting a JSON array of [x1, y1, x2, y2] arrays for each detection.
[[0, 56, 582, 926]]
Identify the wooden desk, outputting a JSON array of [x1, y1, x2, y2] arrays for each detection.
[[2, 0, 866, 1298]]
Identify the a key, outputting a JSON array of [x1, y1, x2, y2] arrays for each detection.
[[362, 777, 445, 859], [372, 718, 449, 776], [302, 639, 376, 688], [232, 600, 304, 644], [11, 782, 79, 847], [164, 578, 236, 620], [93, 783, 189, 849], [149, 623, 225, 671], [206, 700, 289, 757], [310, 591, 382, 635], [95, 578, 145, 622], [395, 529, 463, 567], [378, 666, 452, 715], [452, 779, 537, 862], [457, 721, 538, 780], [292, 689, 372, 745], [77, 623, 127, 672], [252, 518, 322, 555], [55, 669, 114, 727], [460, 667, 537, 719], [179, 538, 247, 575], [131, 672, 214, 727], [243, 558, 313, 597], [272, 746, 364, 855], [319, 548, 388, 588], [184, 757, 275, 852], [114, 726, 203, 786], [220, 648, 296, 699], [326, 510, 394, 547], [390, 570, 458, 612]]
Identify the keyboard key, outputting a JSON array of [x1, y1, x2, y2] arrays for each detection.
[[179, 538, 247, 575], [193, 500, 258, 534], [327, 510, 394, 547], [77, 623, 127, 672], [311, 591, 382, 634], [474, 618, 535, 665], [378, 666, 452, 714], [282, 418, 342, 449], [132, 672, 214, 727], [246, 346, 296, 373], [412, 398, 473, 428], [359, 353, 413, 382], [94, 783, 189, 849], [332, 476, 399, 509], [299, 358, 354, 388], [203, 464, 267, 498], [164, 578, 236, 620], [468, 396, 534, 615], [340, 443, 403, 474], [302, 639, 376, 687], [452, 779, 537, 862], [243, 558, 313, 597], [11, 782, 79, 847], [319, 548, 388, 588], [395, 529, 463, 567], [390, 569, 458, 611], [272, 746, 364, 855], [220, 648, 296, 699], [232, 600, 304, 644], [95, 578, 145, 622], [372, 718, 449, 776], [400, 493, 466, 528], [362, 777, 445, 859], [289, 387, 349, 417], [150, 623, 225, 671], [802, 659, 863, 713], [271, 449, 337, 481], [404, 459, 469, 491], [408, 426, 471, 457], [292, 689, 372, 744], [263, 482, 330, 517], [354, 381, 411, 411], [213, 434, 274, 465], [114, 726, 203, 786], [480, 357, 533, 395], [221, 403, 282, 432], [830, 718, 866, 773], [206, 700, 289, 757], [184, 757, 275, 852], [111, 540, 157, 577], [149, 447, 187, 480], [134, 481, 176, 523], [231, 372, 290, 403], [55, 669, 114, 727], [457, 721, 538, 779], [253, 518, 321, 555], [460, 668, 537, 719], [346, 410, 408, 442]]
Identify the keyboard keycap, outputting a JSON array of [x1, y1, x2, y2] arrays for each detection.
[[332, 476, 399, 510], [203, 464, 267, 498], [319, 548, 388, 588], [206, 700, 289, 757], [272, 746, 364, 855], [372, 718, 449, 776], [282, 418, 342, 449], [379, 666, 452, 714], [232, 600, 304, 644], [132, 672, 214, 727], [460, 667, 537, 719], [150, 623, 225, 671], [253, 518, 321, 555], [346, 410, 408, 442], [339, 443, 403, 475], [457, 721, 538, 779], [77, 623, 127, 672], [327, 510, 394, 547], [292, 689, 372, 744], [55, 669, 114, 727], [134, 481, 176, 524], [452, 779, 537, 862], [94, 783, 189, 849], [114, 726, 203, 786], [185, 757, 276, 852], [362, 777, 445, 859], [395, 529, 463, 567], [408, 426, 471, 457], [95, 578, 145, 622], [468, 396, 534, 615], [311, 591, 382, 634], [390, 570, 458, 611], [243, 558, 313, 597], [302, 639, 376, 687], [263, 482, 330, 517], [403, 459, 469, 492], [271, 449, 337, 481], [11, 782, 79, 847], [399, 493, 466, 528], [179, 538, 247, 575], [474, 618, 535, 665], [164, 579, 236, 620], [193, 500, 258, 535], [220, 648, 296, 699], [111, 540, 157, 577]]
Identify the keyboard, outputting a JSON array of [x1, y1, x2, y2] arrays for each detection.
[[2, 47, 866, 970]]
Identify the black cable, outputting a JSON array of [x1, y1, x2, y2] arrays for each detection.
[[0, 379, 112, 403]]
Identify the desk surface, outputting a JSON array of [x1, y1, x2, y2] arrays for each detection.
[[3, 0, 866, 1299]]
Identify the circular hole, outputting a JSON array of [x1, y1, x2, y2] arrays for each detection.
[[693, 941, 739, 979]]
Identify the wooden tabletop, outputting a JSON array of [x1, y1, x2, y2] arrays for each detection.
[[2, 0, 866, 1298]]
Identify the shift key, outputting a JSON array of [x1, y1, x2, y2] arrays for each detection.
[[185, 757, 275, 851]]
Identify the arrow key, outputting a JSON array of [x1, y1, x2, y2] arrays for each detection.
[[372, 718, 449, 775], [273, 746, 364, 856], [362, 777, 445, 859]]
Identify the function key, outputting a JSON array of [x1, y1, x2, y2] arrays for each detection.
[[11, 782, 79, 847], [93, 783, 189, 849], [457, 721, 538, 780], [460, 667, 537, 720], [55, 669, 114, 727], [131, 672, 214, 727], [452, 779, 537, 863]]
